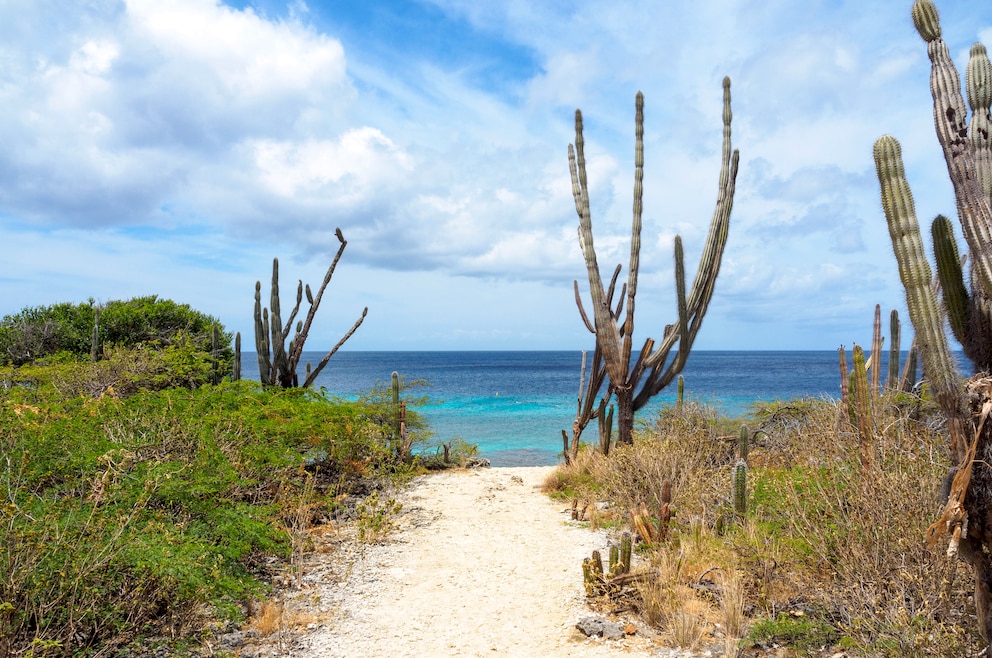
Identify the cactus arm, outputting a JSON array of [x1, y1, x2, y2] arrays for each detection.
[[870, 304, 883, 393], [914, 3, 992, 296], [573, 280, 596, 334], [849, 344, 873, 453], [623, 92, 646, 372], [839, 345, 849, 405], [644, 78, 738, 371], [967, 44, 992, 203], [571, 114, 625, 384], [289, 228, 348, 371], [302, 307, 368, 388], [674, 236, 690, 373], [932, 214, 972, 347], [254, 281, 272, 385], [874, 135, 967, 456]]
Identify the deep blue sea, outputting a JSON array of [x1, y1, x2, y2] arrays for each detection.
[[243, 350, 865, 466]]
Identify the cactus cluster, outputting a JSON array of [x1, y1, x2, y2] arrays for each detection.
[[569, 78, 739, 449], [582, 531, 634, 596], [253, 228, 368, 388], [875, 0, 992, 643]]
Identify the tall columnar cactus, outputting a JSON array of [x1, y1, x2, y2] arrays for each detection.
[[848, 344, 873, 466], [569, 78, 739, 446], [876, 1, 992, 645], [886, 309, 901, 390], [90, 305, 100, 363], [391, 371, 401, 435], [233, 332, 241, 382], [254, 228, 368, 388], [738, 425, 749, 463]]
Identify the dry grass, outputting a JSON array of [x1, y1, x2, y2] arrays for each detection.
[[549, 395, 983, 656]]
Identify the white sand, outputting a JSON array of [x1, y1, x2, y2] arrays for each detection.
[[264, 466, 670, 657]]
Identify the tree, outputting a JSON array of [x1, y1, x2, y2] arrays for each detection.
[[873, 0, 992, 646], [568, 79, 739, 448]]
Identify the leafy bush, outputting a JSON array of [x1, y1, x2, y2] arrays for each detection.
[[0, 296, 231, 378], [0, 354, 415, 656]]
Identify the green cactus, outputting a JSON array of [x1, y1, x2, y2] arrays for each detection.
[[848, 345, 873, 443], [253, 229, 368, 388], [392, 371, 401, 438], [570, 78, 738, 447], [732, 460, 747, 517], [738, 424, 749, 463], [886, 309, 901, 390], [618, 531, 632, 576], [608, 545, 619, 576], [676, 375, 685, 409], [582, 549, 607, 596], [90, 305, 100, 363], [233, 332, 241, 382], [838, 346, 849, 406], [877, 1, 992, 642], [874, 137, 960, 414]]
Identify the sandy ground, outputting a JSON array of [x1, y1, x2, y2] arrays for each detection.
[[248, 466, 692, 657]]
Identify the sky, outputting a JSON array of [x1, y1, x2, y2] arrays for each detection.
[[1, 0, 991, 352]]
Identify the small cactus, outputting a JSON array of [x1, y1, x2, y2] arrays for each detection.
[[618, 531, 632, 575], [732, 460, 747, 517]]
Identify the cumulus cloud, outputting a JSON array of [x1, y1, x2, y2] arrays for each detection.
[[1, 0, 990, 349]]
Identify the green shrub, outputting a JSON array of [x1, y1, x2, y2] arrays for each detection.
[[0, 355, 415, 656], [0, 296, 231, 377]]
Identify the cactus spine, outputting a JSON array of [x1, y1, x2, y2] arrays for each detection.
[[570, 78, 738, 447]]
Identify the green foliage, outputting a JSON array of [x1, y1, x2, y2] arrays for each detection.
[[355, 374, 433, 459], [0, 353, 417, 656], [0, 296, 232, 378], [747, 613, 838, 653], [355, 491, 403, 543]]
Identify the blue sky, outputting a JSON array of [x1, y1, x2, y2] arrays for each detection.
[[1, 0, 991, 351]]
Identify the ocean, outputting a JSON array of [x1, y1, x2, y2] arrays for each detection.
[[243, 350, 865, 466]]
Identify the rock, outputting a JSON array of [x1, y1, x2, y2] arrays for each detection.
[[465, 457, 491, 469], [218, 631, 246, 648], [575, 617, 625, 640]]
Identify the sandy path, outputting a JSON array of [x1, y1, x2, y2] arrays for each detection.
[[270, 466, 663, 657]]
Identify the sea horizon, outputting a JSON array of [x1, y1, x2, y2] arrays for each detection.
[[238, 349, 885, 466]]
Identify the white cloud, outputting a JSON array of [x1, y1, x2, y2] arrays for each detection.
[[1, 0, 991, 350]]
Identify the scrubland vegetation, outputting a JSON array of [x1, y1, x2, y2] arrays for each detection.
[[0, 299, 421, 657], [547, 395, 977, 656]]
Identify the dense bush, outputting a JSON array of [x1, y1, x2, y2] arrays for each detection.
[[0, 352, 413, 657], [0, 296, 232, 376]]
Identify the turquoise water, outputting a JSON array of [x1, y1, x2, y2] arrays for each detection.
[[243, 350, 861, 466]]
